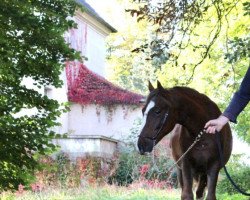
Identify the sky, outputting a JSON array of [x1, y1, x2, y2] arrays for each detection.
[[86, 0, 126, 30]]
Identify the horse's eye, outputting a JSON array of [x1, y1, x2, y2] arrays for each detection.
[[154, 109, 161, 115]]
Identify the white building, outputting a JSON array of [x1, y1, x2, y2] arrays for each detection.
[[46, 1, 144, 160]]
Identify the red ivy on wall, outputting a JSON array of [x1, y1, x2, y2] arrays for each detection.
[[66, 61, 143, 105]]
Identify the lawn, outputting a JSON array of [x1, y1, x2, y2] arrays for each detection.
[[1, 186, 249, 200], [1, 186, 179, 200]]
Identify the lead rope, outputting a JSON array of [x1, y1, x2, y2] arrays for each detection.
[[151, 140, 161, 174], [166, 131, 204, 174], [215, 131, 250, 196], [151, 131, 204, 177]]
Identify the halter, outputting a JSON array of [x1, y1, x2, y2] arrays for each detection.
[[138, 112, 169, 143]]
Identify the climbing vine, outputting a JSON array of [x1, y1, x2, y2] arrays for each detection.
[[66, 61, 143, 106]]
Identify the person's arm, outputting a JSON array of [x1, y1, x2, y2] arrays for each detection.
[[223, 67, 250, 123], [205, 67, 250, 134]]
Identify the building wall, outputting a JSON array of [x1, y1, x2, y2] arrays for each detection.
[[85, 24, 107, 77], [68, 103, 142, 140], [64, 11, 111, 78], [53, 102, 142, 159], [51, 9, 115, 136], [53, 135, 118, 160]]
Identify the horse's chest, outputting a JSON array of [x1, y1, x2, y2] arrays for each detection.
[[188, 140, 215, 167], [193, 140, 210, 151], [175, 131, 217, 169]]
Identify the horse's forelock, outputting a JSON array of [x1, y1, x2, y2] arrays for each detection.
[[147, 88, 172, 106]]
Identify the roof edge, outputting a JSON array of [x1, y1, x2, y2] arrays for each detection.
[[77, 0, 117, 33]]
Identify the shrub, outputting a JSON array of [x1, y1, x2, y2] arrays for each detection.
[[33, 153, 79, 188], [31, 152, 117, 190], [109, 119, 176, 187], [77, 154, 117, 186]]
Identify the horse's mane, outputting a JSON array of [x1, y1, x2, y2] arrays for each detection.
[[149, 86, 218, 109], [170, 86, 212, 104]]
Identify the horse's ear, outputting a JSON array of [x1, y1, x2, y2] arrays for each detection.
[[157, 80, 164, 91], [148, 81, 154, 92]]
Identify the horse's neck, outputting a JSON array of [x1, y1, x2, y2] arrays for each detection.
[[176, 96, 209, 135], [180, 115, 206, 136]]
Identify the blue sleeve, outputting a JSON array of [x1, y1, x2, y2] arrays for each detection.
[[223, 67, 250, 123]]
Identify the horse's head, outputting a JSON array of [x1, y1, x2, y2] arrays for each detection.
[[138, 81, 177, 155]]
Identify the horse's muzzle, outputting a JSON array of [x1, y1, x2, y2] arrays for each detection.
[[137, 138, 154, 155], [138, 146, 146, 155], [138, 146, 152, 155]]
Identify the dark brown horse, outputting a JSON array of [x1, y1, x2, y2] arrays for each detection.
[[138, 81, 232, 200]]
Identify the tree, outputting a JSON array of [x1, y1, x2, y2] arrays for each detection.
[[106, 0, 160, 93], [107, 0, 249, 143], [126, 0, 248, 75], [0, 0, 81, 190]]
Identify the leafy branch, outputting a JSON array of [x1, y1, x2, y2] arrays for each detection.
[[126, 0, 241, 83]]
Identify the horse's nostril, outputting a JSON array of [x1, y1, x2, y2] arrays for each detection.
[[139, 148, 145, 155], [138, 145, 145, 155]]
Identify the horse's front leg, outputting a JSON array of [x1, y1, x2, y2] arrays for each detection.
[[177, 168, 183, 188], [206, 163, 220, 200], [181, 158, 194, 200], [196, 173, 207, 200]]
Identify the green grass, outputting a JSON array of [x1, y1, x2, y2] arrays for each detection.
[[1, 186, 249, 200], [0, 186, 179, 200]]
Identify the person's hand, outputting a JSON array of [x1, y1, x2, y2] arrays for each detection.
[[204, 115, 229, 134]]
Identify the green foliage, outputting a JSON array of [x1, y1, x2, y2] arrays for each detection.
[[110, 151, 134, 185], [126, 0, 249, 74], [217, 154, 250, 195], [55, 152, 74, 187], [0, 0, 81, 190], [217, 193, 250, 200], [225, 35, 250, 64]]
